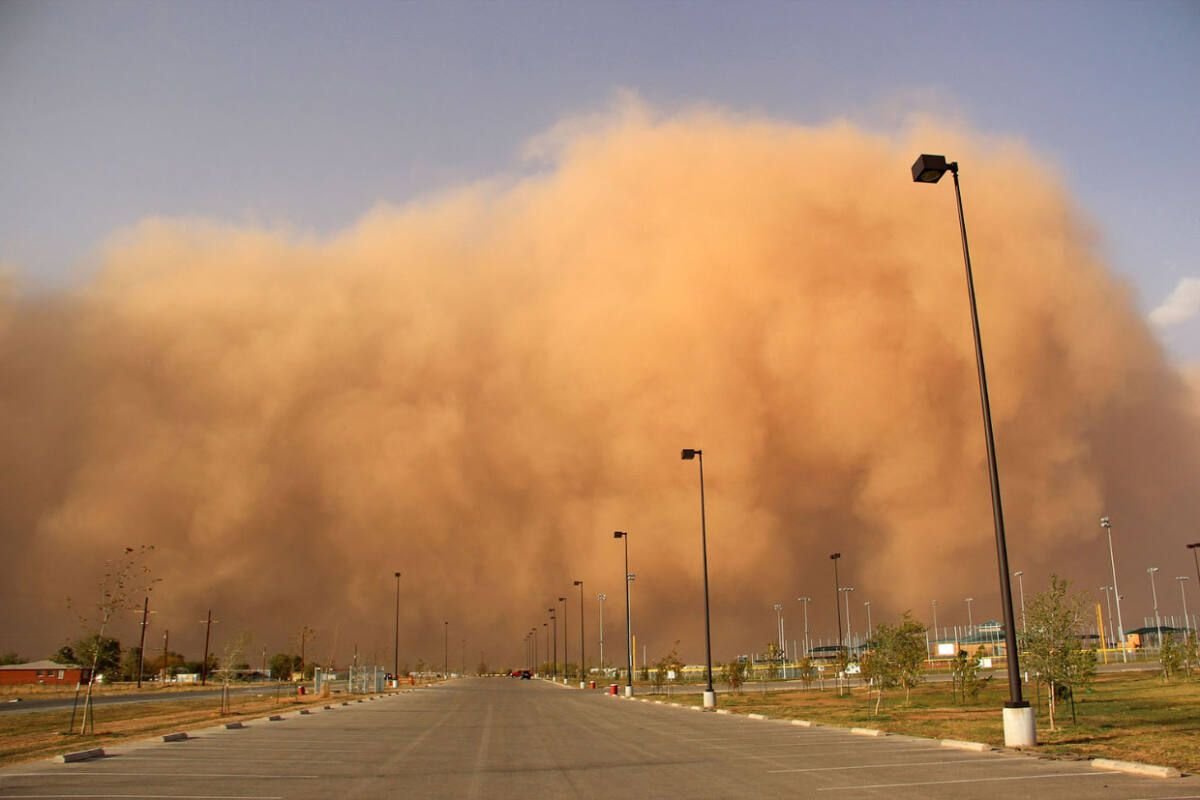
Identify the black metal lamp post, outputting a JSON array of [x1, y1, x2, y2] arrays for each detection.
[[911, 153, 1033, 747], [614, 531, 634, 696], [393, 572, 401, 682], [573, 580, 585, 687], [558, 596, 568, 684], [681, 448, 716, 709], [829, 554, 843, 649]]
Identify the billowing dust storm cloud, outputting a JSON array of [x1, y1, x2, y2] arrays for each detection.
[[3, 108, 1198, 669]]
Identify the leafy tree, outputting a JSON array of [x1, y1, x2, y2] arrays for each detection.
[[950, 649, 985, 703], [270, 653, 301, 680], [1019, 575, 1097, 730], [652, 644, 683, 693], [796, 657, 817, 688], [73, 635, 122, 679], [860, 612, 927, 714], [53, 645, 77, 664], [1156, 633, 1195, 681], [764, 642, 782, 680], [721, 660, 747, 693], [0, 652, 24, 666]]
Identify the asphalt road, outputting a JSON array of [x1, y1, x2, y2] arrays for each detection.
[[1, 677, 1196, 799]]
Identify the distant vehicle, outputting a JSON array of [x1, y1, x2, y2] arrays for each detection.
[[520, 670, 532, 680]]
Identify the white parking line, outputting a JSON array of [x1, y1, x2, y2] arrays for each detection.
[[817, 771, 1112, 790]]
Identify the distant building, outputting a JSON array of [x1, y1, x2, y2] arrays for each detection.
[[0, 660, 92, 686]]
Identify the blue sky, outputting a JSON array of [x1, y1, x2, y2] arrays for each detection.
[[2, 0, 1197, 358]]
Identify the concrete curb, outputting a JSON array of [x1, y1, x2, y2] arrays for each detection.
[[715, 709, 731, 715], [224, 722, 245, 729], [1091, 759, 1181, 779], [161, 732, 188, 742], [850, 727, 885, 737], [942, 739, 991, 752], [790, 720, 813, 727], [747, 713, 768, 720], [58, 748, 104, 763], [299, 709, 313, 715], [268, 715, 284, 721]]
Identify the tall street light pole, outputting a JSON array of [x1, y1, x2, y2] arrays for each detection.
[[1101, 517, 1128, 662], [597, 593, 607, 674], [773, 603, 784, 656], [681, 448, 717, 709], [443, 620, 449, 678], [393, 572, 401, 682], [558, 596, 568, 684], [840, 587, 855, 647], [543, 623, 549, 676], [1013, 571, 1027, 633], [864, 600, 872, 642], [1148, 568, 1163, 649], [1176, 576, 1191, 633], [965, 597, 975, 631], [614, 531, 634, 697], [548, 609, 557, 680], [830, 554, 844, 651], [797, 597, 812, 658], [574, 581, 586, 688], [912, 154, 1032, 747]]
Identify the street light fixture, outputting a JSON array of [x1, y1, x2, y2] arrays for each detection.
[[913, 153, 1032, 747], [574, 581, 586, 688], [1101, 517, 1128, 662], [681, 448, 717, 709], [614, 531, 634, 697], [830, 553, 844, 651], [796, 596, 812, 658]]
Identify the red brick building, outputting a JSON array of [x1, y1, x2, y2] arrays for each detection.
[[0, 660, 92, 686]]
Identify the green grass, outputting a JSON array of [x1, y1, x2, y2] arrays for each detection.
[[649, 672, 1200, 773]]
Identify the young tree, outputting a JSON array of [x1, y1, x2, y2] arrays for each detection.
[[68, 545, 159, 734], [1019, 575, 1097, 730], [950, 649, 986, 703], [862, 611, 928, 713], [796, 657, 817, 689], [764, 642, 782, 681], [721, 660, 747, 693]]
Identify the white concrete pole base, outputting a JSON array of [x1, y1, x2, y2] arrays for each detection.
[[624, 685, 634, 697], [579, 681, 586, 689], [702, 690, 716, 709], [1003, 705, 1036, 747]]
